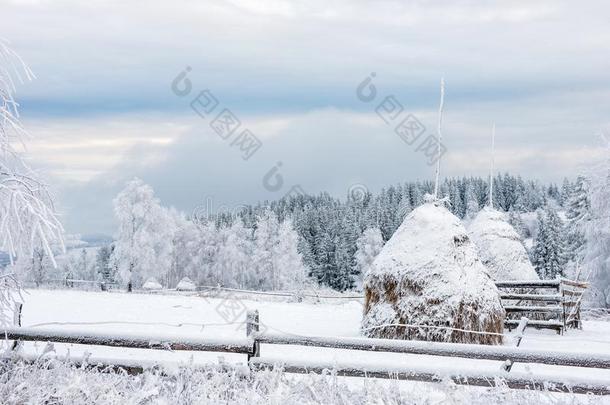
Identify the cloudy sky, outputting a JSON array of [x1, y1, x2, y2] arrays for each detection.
[[3, 0, 610, 235]]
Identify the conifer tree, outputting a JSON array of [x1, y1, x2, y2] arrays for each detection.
[[532, 206, 566, 279]]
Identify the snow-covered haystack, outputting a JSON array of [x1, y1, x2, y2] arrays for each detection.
[[176, 277, 197, 291], [362, 202, 505, 345], [142, 277, 163, 291], [468, 208, 539, 281]]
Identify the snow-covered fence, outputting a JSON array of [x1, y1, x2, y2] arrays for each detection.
[[496, 278, 588, 333], [197, 285, 364, 301], [3, 313, 610, 395], [28, 278, 120, 291], [249, 358, 610, 395], [253, 331, 610, 370], [2, 326, 253, 354]]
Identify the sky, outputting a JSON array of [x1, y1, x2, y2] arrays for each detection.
[[2, 0, 610, 235]]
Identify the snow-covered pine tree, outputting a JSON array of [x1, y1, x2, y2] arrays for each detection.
[[464, 182, 480, 220], [395, 188, 412, 227], [565, 175, 589, 264], [532, 206, 566, 279], [507, 209, 528, 239], [95, 245, 114, 285], [449, 180, 465, 218], [110, 178, 175, 290], [560, 178, 573, 207]]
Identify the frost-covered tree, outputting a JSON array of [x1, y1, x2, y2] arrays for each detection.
[[13, 244, 53, 286], [507, 209, 528, 240], [565, 176, 589, 263], [464, 183, 480, 220], [250, 211, 307, 290], [213, 219, 253, 288], [0, 42, 64, 265], [252, 210, 280, 289], [532, 206, 566, 279], [273, 218, 308, 289], [584, 138, 610, 306], [560, 178, 573, 206], [354, 227, 384, 289], [205, 174, 565, 291], [0, 42, 64, 329], [95, 245, 115, 285], [110, 178, 174, 290]]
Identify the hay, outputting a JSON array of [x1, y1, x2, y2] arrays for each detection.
[[176, 277, 197, 291], [362, 202, 505, 345], [468, 208, 539, 281], [142, 277, 163, 291]]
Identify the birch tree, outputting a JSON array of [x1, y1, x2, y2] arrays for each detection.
[[110, 178, 174, 290], [0, 41, 64, 329]]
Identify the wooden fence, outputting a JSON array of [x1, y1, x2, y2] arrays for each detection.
[[2, 308, 609, 396], [497, 279, 588, 334]]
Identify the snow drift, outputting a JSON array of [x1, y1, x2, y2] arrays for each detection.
[[468, 208, 539, 281], [362, 202, 505, 345]]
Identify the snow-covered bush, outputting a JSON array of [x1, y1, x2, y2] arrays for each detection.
[[468, 207, 539, 281], [362, 202, 505, 344]]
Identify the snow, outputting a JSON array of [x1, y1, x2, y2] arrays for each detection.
[[468, 208, 539, 281], [3, 288, 610, 403], [363, 202, 505, 343], [175, 277, 197, 291]]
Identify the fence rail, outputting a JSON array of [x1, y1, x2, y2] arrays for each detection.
[[249, 359, 610, 395], [2, 326, 252, 354], [254, 331, 610, 369], [3, 307, 610, 396]]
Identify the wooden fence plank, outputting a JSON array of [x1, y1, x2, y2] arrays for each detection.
[[1, 327, 253, 354], [500, 293, 562, 302], [504, 305, 563, 313], [255, 332, 610, 369], [250, 359, 610, 395]]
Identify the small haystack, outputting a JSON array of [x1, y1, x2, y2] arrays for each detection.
[[468, 208, 539, 281], [142, 277, 163, 291], [362, 202, 505, 345], [176, 277, 197, 291]]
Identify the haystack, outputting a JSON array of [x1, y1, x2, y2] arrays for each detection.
[[362, 202, 505, 345], [176, 277, 197, 291], [468, 208, 539, 281], [142, 277, 163, 291]]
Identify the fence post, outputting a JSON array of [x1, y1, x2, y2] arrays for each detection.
[[11, 302, 22, 351], [246, 310, 260, 361], [502, 316, 528, 372]]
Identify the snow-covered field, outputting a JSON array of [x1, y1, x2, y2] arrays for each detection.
[[5, 289, 610, 404]]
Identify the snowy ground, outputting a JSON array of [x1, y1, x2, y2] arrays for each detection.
[[6, 289, 610, 403]]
